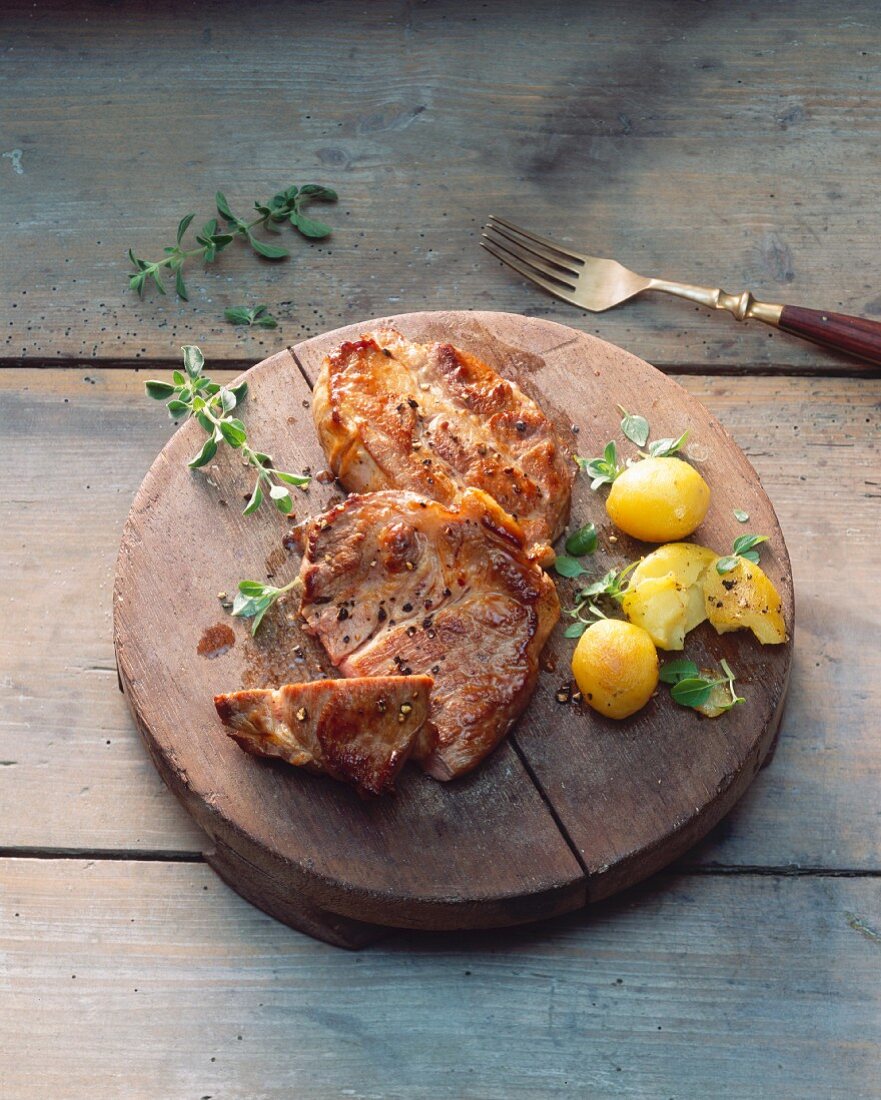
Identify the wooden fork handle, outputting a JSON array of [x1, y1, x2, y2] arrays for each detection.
[[777, 305, 881, 367]]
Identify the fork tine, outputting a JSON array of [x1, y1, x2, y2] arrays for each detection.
[[480, 239, 581, 306], [483, 223, 580, 279], [487, 214, 585, 265], [482, 227, 579, 284]]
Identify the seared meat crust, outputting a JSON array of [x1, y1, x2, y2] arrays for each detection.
[[295, 488, 559, 779], [214, 675, 434, 796], [312, 328, 574, 560]]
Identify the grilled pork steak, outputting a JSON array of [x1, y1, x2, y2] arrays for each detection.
[[312, 328, 574, 560], [294, 488, 560, 780], [214, 675, 434, 797]]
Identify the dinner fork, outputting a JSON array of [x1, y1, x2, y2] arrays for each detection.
[[481, 214, 881, 368]]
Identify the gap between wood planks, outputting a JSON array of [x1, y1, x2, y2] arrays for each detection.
[[0, 848, 878, 878], [1, 354, 879, 378]]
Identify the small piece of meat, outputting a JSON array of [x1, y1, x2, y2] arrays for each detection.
[[214, 675, 434, 797], [312, 328, 574, 561], [296, 488, 560, 780]]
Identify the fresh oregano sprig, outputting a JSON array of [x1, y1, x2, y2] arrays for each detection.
[[217, 184, 337, 250], [660, 657, 744, 714], [575, 441, 623, 489], [562, 560, 640, 637], [128, 183, 338, 300], [641, 429, 689, 459], [716, 533, 769, 575], [617, 404, 690, 459], [129, 216, 234, 300], [145, 345, 310, 516], [231, 578, 301, 635], [224, 304, 278, 329], [617, 405, 649, 447], [575, 423, 690, 493]]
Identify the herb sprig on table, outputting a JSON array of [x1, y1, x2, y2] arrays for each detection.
[[128, 183, 338, 301], [224, 304, 278, 329], [145, 345, 310, 516]]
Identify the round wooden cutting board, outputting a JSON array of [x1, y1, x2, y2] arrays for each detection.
[[114, 311, 793, 948]]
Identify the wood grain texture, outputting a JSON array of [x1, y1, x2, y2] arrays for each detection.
[[2, 857, 879, 1099], [113, 341, 585, 932], [2, 367, 878, 874], [5, 0, 881, 373], [293, 311, 793, 913], [779, 304, 881, 366], [113, 313, 794, 933]]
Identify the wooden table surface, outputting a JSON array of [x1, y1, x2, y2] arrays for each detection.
[[2, 3, 879, 1097]]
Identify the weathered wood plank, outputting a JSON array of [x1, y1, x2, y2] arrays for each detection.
[[5, 0, 881, 371], [1, 368, 878, 872], [2, 857, 878, 1098]]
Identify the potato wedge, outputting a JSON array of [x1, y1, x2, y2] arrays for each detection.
[[703, 559, 787, 644]]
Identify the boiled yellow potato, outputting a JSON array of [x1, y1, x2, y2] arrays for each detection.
[[606, 458, 710, 542], [622, 573, 690, 651], [703, 559, 787, 644], [623, 542, 718, 650], [571, 619, 659, 719]]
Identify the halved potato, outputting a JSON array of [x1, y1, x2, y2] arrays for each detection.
[[623, 542, 718, 650], [703, 559, 787, 644], [621, 574, 690, 650]]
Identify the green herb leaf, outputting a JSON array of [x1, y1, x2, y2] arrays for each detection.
[[176, 213, 196, 245], [220, 418, 247, 448], [576, 560, 639, 602], [716, 533, 769, 574], [666, 658, 744, 715], [167, 398, 191, 418], [182, 345, 205, 379], [274, 470, 311, 487], [298, 184, 338, 201], [647, 430, 689, 458], [659, 658, 699, 685], [224, 304, 278, 329], [554, 554, 589, 579], [248, 234, 289, 260], [564, 621, 588, 638], [732, 533, 768, 558], [237, 580, 272, 598], [188, 435, 218, 469], [670, 677, 714, 708], [243, 483, 264, 516], [733, 508, 749, 523], [291, 212, 332, 239], [144, 380, 177, 400], [175, 267, 189, 300], [565, 522, 598, 557], [230, 577, 299, 635], [576, 441, 623, 490], [230, 382, 248, 403], [618, 406, 650, 447]]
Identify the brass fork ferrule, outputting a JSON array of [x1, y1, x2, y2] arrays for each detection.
[[646, 278, 783, 326]]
